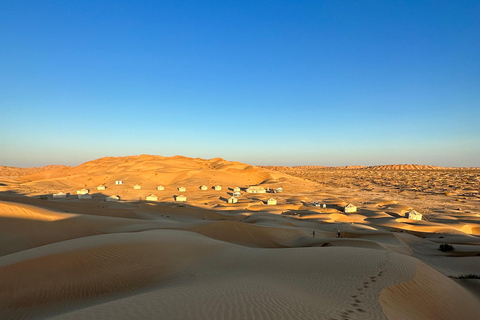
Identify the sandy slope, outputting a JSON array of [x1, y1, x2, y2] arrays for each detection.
[[0, 200, 478, 319]]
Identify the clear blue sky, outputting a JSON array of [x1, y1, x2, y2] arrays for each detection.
[[1, 0, 479, 167]]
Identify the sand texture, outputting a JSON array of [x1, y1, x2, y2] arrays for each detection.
[[0, 155, 479, 319]]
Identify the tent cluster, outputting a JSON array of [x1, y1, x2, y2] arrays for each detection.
[[51, 183, 285, 206]]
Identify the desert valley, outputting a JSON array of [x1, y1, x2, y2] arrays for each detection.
[[0, 154, 479, 320]]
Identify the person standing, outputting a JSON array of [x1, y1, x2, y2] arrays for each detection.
[[336, 229, 341, 238], [313, 230, 316, 238]]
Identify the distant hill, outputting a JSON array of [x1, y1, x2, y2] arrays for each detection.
[[365, 164, 447, 170], [0, 165, 70, 178], [17, 154, 292, 189], [265, 164, 459, 171]]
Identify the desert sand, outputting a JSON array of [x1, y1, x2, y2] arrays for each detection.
[[0, 155, 479, 319]]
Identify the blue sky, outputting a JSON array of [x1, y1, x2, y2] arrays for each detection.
[[1, 0, 479, 167]]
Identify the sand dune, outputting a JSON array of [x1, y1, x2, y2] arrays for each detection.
[[0, 155, 479, 319], [21, 155, 279, 188], [0, 165, 69, 178]]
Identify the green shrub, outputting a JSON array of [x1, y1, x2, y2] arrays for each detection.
[[439, 243, 454, 252]]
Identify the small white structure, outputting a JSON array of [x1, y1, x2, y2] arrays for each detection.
[[233, 191, 241, 197], [322, 203, 327, 209], [106, 195, 120, 202], [267, 198, 277, 205], [200, 185, 208, 190], [233, 187, 241, 192], [157, 185, 165, 191], [214, 185, 222, 191], [178, 186, 186, 192], [115, 181, 123, 185], [406, 210, 422, 221], [228, 196, 238, 204], [276, 187, 283, 193], [246, 186, 266, 194], [52, 192, 66, 199], [146, 194, 158, 201], [78, 194, 92, 200], [176, 194, 187, 202], [97, 185, 106, 190], [77, 188, 89, 195], [133, 184, 141, 190], [344, 203, 357, 213]]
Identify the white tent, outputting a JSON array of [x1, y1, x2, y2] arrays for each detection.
[[52, 192, 66, 199], [246, 186, 266, 193], [76, 188, 89, 195], [176, 194, 187, 202], [146, 194, 158, 201], [267, 198, 277, 205], [106, 195, 120, 202], [344, 203, 357, 213], [406, 210, 422, 221]]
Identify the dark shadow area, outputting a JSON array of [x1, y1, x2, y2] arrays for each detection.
[[384, 211, 402, 218]]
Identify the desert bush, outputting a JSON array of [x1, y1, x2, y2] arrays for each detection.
[[439, 243, 454, 252], [451, 274, 480, 279]]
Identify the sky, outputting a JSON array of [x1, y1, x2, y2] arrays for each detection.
[[1, 0, 479, 167]]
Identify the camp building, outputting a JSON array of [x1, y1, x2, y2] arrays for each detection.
[[176, 194, 187, 202], [228, 196, 238, 204], [214, 185, 222, 191], [146, 194, 158, 201], [77, 188, 89, 195], [157, 185, 165, 191], [106, 195, 120, 202], [406, 210, 422, 221], [344, 203, 357, 213], [267, 198, 277, 205], [53, 192, 66, 199], [133, 184, 141, 190], [178, 187, 186, 192], [246, 186, 266, 194], [200, 185, 208, 190]]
